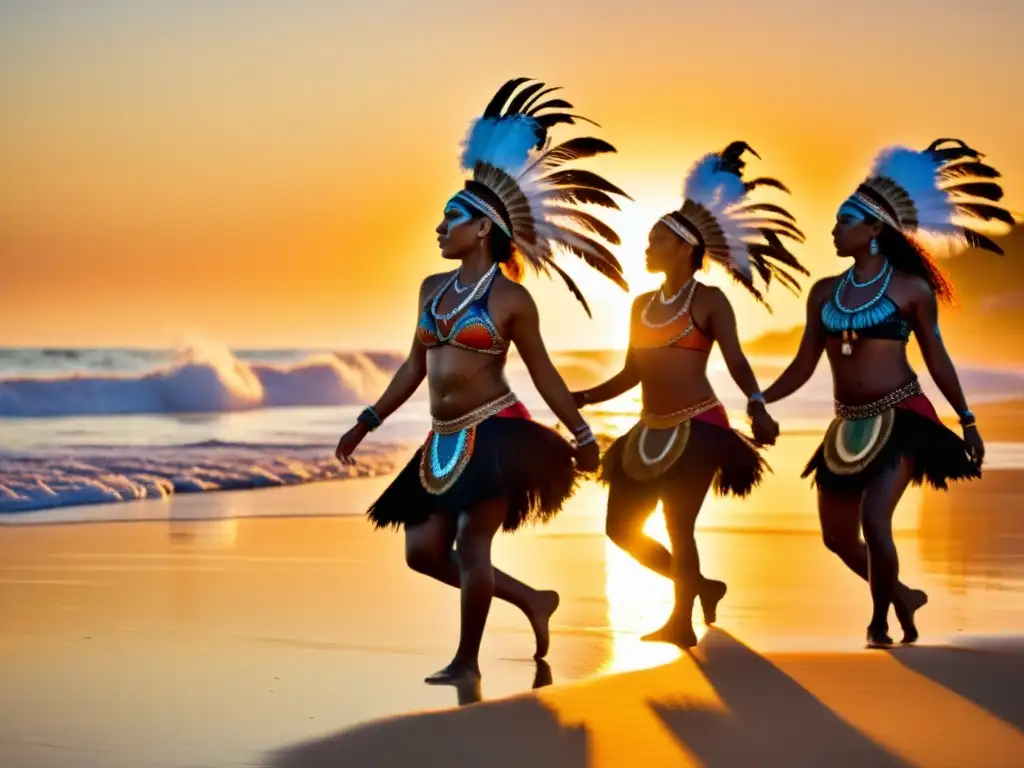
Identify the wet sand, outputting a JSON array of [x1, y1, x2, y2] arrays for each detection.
[[2, 432, 1024, 767]]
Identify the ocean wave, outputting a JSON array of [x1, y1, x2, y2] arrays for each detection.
[[0, 441, 407, 514], [0, 345, 404, 418]]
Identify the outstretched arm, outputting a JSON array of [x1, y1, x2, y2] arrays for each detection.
[[576, 350, 640, 406], [762, 279, 829, 404], [509, 289, 589, 433]]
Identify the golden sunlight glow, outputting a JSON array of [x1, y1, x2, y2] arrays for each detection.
[[600, 501, 713, 675]]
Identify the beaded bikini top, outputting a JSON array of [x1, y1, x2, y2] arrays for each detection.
[[821, 264, 911, 355]]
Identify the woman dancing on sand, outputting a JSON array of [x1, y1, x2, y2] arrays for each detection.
[[762, 139, 1011, 646], [573, 143, 809, 647], [334, 78, 630, 683]]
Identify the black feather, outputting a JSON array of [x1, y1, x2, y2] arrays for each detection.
[[734, 202, 797, 221], [542, 169, 632, 200], [540, 137, 617, 166], [547, 206, 621, 244], [963, 230, 1005, 255], [528, 99, 574, 115], [722, 140, 760, 160], [945, 181, 1004, 201], [757, 219, 806, 242], [546, 259, 592, 317], [483, 78, 532, 118], [955, 202, 1015, 225], [939, 160, 1002, 179], [744, 177, 790, 194], [536, 113, 600, 130], [542, 187, 620, 209], [550, 234, 628, 289], [930, 146, 982, 163], [718, 141, 759, 176], [505, 82, 546, 115], [522, 86, 562, 113], [926, 138, 982, 157]]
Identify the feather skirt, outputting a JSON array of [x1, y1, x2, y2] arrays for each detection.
[[803, 399, 980, 495], [367, 414, 578, 532], [597, 416, 768, 516]]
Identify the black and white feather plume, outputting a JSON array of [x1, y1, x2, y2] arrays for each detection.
[[660, 141, 808, 306], [451, 78, 631, 316], [846, 138, 1015, 255]]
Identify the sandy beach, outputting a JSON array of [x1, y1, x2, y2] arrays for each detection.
[[2, 427, 1024, 767]]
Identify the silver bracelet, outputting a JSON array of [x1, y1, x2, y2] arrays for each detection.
[[748, 392, 766, 406], [572, 423, 595, 447]]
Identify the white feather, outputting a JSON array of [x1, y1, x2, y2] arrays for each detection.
[[869, 147, 958, 235], [682, 153, 746, 212]]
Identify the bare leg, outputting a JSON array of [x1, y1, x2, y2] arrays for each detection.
[[605, 481, 672, 579], [426, 499, 541, 683], [406, 513, 559, 658], [817, 462, 926, 644], [642, 453, 719, 648], [861, 459, 915, 645], [604, 470, 723, 617]]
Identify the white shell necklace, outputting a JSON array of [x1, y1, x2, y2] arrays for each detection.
[[642, 278, 697, 329], [659, 277, 692, 305], [431, 263, 498, 322]]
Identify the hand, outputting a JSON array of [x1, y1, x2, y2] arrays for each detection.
[[963, 424, 985, 467], [748, 402, 780, 446], [334, 423, 368, 465], [571, 391, 588, 409], [574, 440, 600, 472]]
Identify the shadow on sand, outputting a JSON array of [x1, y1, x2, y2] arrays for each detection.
[[653, 629, 911, 766], [890, 641, 1024, 731], [266, 630, 931, 767]]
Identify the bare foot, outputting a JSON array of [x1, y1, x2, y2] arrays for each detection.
[[896, 589, 928, 644], [532, 659, 553, 689], [642, 617, 698, 649], [866, 625, 894, 649], [526, 590, 560, 660], [424, 660, 481, 685], [699, 580, 728, 626]]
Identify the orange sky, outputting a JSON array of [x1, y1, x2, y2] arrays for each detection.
[[1, 1, 1022, 350]]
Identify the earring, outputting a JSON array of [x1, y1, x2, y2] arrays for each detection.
[[869, 238, 879, 256]]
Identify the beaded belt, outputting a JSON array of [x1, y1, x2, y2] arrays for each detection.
[[430, 391, 519, 435], [641, 397, 721, 429], [834, 379, 922, 420]]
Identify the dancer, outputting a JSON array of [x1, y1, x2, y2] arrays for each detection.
[[574, 142, 809, 647], [762, 138, 1011, 646], [335, 78, 630, 683]]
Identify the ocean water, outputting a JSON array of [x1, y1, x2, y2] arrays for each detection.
[[2, 344, 1023, 516]]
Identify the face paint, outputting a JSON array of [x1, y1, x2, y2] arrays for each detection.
[[837, 201, 866, 226], [443, 199, 474, 233]]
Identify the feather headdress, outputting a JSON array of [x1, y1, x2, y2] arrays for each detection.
[[449, 78, 631, 316], [843, 138, 1014, 255], [659, 141, 809, 306]]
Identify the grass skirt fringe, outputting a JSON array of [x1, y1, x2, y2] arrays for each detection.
[[367, 416, 578, 532], [803, 408, 980, 494]]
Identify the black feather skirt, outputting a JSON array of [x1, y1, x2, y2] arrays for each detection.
[[802, 399, 980, 495], [597, 412, 768, 514], [367, 413, 578, 533]]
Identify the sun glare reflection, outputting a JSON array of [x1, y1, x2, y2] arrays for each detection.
[[600, 501, 719, 674]]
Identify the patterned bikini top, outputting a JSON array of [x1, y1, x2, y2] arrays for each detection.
[[821, 268, 911, 342], [630, 283, 714, 353], [417, 271, 509, 356]]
